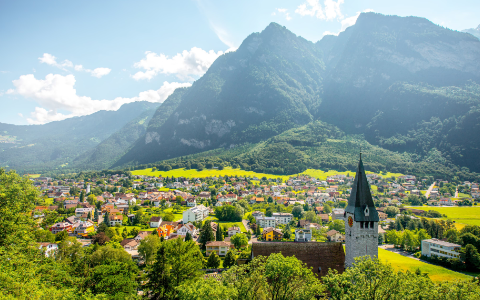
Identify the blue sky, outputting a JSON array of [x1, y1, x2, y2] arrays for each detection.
[[1, 0, 479, 125]]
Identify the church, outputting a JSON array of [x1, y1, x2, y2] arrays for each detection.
[[344, 154, 380, 267]]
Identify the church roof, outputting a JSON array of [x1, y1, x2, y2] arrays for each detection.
[[345, 155, 379, 222], [251, 242, 345, 277]]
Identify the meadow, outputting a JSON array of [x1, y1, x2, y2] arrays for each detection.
[[131, 167, 404, 181], [378, 248, 472, 281], [406, 206, 480, 226]]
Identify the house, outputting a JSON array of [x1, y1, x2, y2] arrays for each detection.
[[75, 207, 94, 218], [295, 229, 312, 242], [256, 216, 276, 228], [182, 205, 209, 223], [121, 239, 139, 251], [439, 198, 454, 206], [251, 242, 345, 277], [109, 214, 123, 226], [331, 208, 345, 221], [251, 211, 264, 218], [272, 213, 293, 225], [74, 221, 95, 236], [38, 242, 58, 257], [262, 227, 283, 241], [421, 238, 461, 259], [297, 219, 310, 229], [176, 222, 197, 237], [186, 199, 197, 207], [206, 241, 232, 257], [227, 226, 241, 237], [50, 222, 73, 234], [149, 216, 162, 228], [326, 230, 345, 242], [378, 212, 388, 221], [157, 224, 175, 239], [134, 231, 151, 242], [318, 214, 329, 224], [225, 193, 238, 201]]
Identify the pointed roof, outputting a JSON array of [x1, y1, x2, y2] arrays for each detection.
[[345, 155, 379, 222]]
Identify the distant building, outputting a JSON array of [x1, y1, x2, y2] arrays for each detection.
[[256, 216, 276, 228], [295, 229, 312, 242], [182, 205, 209, 223], [206, 241, 232, 257], [149, 216, 162, 228], [421, 238, 461, 259], [272, 212, 293, 225]]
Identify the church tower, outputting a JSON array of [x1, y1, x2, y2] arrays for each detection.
[[345, 154, 379, 268]]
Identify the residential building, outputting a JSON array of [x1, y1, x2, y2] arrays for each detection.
[[331, 208, 345, 221], [256, 216, 276, 228], [50, 222, 73, 234], [227, 226, 241, 237], [327, 230, 345, 243], [121, 239, 139, 251], [421, 238, 461, 259], [206, 241, 232, 257], [109, 214, 123, 226], [295, 229, 312, 242], [186, 199, 197, 207], [38, 243, 58, 257], [74, 221, 95, 236], [176, 222, 197, 236], [75, 207, 94, 218], [272, 212, 293, 225], [182, 205, 209, 223], [262, 227, 283, 241], [149, 216, 162, 228]]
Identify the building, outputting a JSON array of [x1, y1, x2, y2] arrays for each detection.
[[38, 242, 58, 257], [50, 222, 73, 234], [272, 212, 293, 225], [186, 199, 197, 207], [75, 207, 94, 218], [295, 229, 312, 242], [149, 216, 162, 228], [421, 238, 461, 259], [251, 242, 345, 277], [182, 205, 209, 223], [109, 214, 123, 226], [332, 208, 345, 221], [227, 226, 241, 237], [344, 155, 380, 268], [121, 239, 139, 251], [262, 227, 283, 241], [74, 221, 95, 236], [176, 222, 197, 237], [326, 230, 345, 242], [256, 216, 276, 228], [206, 241, 232, 256]]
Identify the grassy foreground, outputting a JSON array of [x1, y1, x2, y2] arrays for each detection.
[[131, 167, 405, 181], [378, 248, 472, 281], [405, 206, 480, 227]]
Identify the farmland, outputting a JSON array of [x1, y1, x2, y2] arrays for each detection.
[[405, 206, 480, 226]]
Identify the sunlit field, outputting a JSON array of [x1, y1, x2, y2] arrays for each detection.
[[406, 206, 480, 227]]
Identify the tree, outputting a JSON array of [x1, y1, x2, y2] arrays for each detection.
[[85, 260, 138, 297], [138, 234, 161, 265], [80, 190, 85, 202], [224, 250, 237, 268], [283, 224, 292, 240], [145, 238, 203, 300], [265, 207, 273, 217], [87, 194, 97, 205], [328, 220, 345, 234], [103, 211, 110, 227], [264, 253, 324, 300], [385, 206, 400, 218], [55, 230, 69, 242], [231, 233, 248, 249], [292, 206, 304, 219], [216, 223, 224, 241], [92, 232, 110, 245], [464, 244, 480, 272], [206, 251, 221, 269], [185, 232, 192, 242], [122, 229, 128, 239], [199, 221, 215, 249]]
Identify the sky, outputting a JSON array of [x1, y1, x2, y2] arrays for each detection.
[[1, 0, 479, 125]]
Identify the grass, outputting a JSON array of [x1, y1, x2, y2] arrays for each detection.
[[205, 216, 247, 233], [378, 248, 472, 281], [457, 193, 470, 198], [131, 167, 405, 182], [162, 208, 184, 221], [405, 206, 480, 226]]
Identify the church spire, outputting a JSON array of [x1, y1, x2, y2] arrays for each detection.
[[345, 154, 379, 222]]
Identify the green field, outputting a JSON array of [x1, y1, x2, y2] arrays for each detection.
[[131, 167, 405, 181], [205, 216, 247, 233], [378, 248, 472, 281], [405, 206, 480, 226]]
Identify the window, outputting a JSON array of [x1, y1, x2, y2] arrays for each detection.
[[360, 222, 364, 229]]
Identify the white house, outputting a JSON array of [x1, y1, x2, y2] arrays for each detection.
[[149, 216, 162, 228], [75, 207, 94, 217], [183, 205, 209, 223], [38, 243, 58, 257], [187, 199, 197, 207], [421, 238, 461, 259], [177, 222, 198, 236], [227, 226, 241, 237], [295, 229, 312, 242], [272, 213, 293, 225]]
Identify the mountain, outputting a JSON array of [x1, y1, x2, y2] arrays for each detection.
[[0, 101, 160, 172], [116, 13, 480, 179], [462, 24, 480, 39]]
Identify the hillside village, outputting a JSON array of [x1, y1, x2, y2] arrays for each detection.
[[31, 169, 480, 276]]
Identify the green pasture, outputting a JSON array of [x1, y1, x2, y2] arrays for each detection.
[[405, 206, 480, 226]]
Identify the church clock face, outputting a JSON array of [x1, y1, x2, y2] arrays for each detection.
[[348, 216, 353, 227]]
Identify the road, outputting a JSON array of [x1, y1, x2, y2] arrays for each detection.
[[425, 182, 435, 199], [455, 186, 458, 198]]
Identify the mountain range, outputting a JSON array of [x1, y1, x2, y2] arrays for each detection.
[[2, 12, 480, 180]]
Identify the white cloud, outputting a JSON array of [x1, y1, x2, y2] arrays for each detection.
[[323, 31, 339, 36], [18, 113, 23, 117], [276, 8, 292, 21], [132, 47, 225, 81], [295, 0, 344, 20], [39, 53, 111, 78], [8, 73, 191, 124]]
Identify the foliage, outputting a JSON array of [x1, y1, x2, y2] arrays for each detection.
[[230, 233, 249, 249], [138, 234, 161, 265], [223, 250, 237, 268], [206, 251, 221, 269], [215, 205, 243, 222]]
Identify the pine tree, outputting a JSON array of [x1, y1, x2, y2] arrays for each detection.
[[80, 190, 85, 202], [103, 211, 110, 227], [206, 251, 221, 269], [185, 232, 192, 242], [223, 250, 237, 268], [199, 221, 215, 249], [216, 223, 224, 241], [145, 244, 171, 299], [94, 209, 99, 221]]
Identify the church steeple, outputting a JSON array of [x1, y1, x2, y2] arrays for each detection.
[[345, 154, 379, 222]]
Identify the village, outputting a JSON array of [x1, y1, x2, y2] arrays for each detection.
[[31, 168, 480, 274]]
